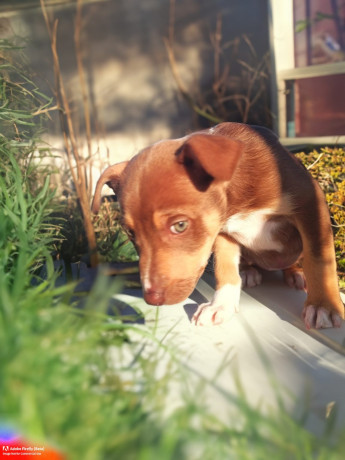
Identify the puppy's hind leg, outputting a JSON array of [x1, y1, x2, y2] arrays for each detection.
[[283, 262, 306, 291], [240, 264, 263, 288]]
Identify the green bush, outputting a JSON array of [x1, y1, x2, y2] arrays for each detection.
[[296, 148, 345, 288]]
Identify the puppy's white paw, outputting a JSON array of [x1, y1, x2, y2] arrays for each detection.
[[192, 283, 241, 326], [240, 266, 262, 288], [192, 302, 232, 326], [302, 305, 343, 329]]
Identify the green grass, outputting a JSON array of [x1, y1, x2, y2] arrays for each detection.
[[1, 37, 345, 460]]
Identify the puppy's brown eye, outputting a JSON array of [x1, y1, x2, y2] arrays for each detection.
[[170, 220, 189, 234]]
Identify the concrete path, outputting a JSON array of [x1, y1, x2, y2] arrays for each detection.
[[64, 262, 345, 438]]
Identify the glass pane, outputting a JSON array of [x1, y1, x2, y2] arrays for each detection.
[[287, 74, 345, 137], [294, 0, 345, 67]]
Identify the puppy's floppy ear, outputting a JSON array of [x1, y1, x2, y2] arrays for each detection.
[[91, 161, 129, 214], [176, 134, 243, 190]]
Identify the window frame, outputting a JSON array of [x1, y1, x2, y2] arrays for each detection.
[[269, 0, 345, 146]]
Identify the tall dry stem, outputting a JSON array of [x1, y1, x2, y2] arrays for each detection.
[[40, 0, 98, 267], [75, 0, 93, 199]]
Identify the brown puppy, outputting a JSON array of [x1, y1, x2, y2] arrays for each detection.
[[92, 123, 344, 329]]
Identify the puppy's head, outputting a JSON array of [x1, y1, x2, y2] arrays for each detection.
[[92, 133, 243, 305]]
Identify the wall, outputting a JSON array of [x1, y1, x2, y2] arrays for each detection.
[[1, 0, 269, 173]]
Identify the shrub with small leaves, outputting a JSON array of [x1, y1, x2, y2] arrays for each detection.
[[92, 200, 139, 263], [296, 147, 345, 288]]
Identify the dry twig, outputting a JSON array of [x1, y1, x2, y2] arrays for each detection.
[[41, 0, 98, 266]]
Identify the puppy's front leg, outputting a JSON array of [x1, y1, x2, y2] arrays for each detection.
[[192, 234, 241, 326]]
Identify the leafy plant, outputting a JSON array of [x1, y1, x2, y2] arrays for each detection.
[[92, 200, 138, 263], [0, 37, 54, 142], [51, 198, 138, 265], [296, 147, 345, 288]]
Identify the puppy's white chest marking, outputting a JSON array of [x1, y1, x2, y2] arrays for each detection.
[[222, 208, 283, 251]]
